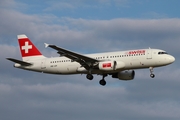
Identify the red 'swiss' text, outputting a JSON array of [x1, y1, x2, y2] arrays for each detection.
[[128, 50, 146, 55]]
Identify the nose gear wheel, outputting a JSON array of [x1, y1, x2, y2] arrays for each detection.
[[149, 67, 155, 78]]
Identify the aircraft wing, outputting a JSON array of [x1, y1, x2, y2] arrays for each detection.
[[45, 43, 99, 70], [7, 58, 32, 66]]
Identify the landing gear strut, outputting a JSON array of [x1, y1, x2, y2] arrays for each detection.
[[86, 74, 108, 86], [149, 67, 155, 78], [99, 74, 107, 86], [86, 74, 94, 80]]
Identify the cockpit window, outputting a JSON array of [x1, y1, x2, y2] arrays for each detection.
[[158, 52, 168, 55]]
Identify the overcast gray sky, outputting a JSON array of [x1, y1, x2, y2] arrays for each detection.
[[0, 0, 180, 120]]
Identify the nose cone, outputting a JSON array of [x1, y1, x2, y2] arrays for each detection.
[[169, 56, 175, 63]]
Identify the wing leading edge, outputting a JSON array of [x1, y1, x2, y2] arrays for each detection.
[[45, 43, 99, 70]]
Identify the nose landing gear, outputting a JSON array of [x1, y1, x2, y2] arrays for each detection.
[[149, 67, 155, 78]]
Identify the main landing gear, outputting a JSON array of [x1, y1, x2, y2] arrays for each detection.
[[149, 67, 155, 78], [99, 74, 107, 86], [86, 74, 94, 80], [86, 74, 107, 86]]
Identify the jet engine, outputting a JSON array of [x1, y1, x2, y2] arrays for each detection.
[[98, 61, 125, 71], [112, 70, 135, 80]]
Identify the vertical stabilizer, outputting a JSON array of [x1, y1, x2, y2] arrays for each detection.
[[18, 34, 45, 61]]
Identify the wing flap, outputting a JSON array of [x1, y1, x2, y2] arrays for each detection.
[[7, 58, 32, 66]]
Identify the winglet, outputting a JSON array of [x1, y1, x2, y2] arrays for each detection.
[[44, 43, 49, 48]]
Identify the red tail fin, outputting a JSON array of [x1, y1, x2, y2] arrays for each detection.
[[18, 34, 45, 61]]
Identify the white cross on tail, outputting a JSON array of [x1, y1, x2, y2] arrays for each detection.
[[22, 41, 32, 53]]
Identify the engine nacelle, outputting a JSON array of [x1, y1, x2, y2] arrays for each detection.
[[98, 61, 125, 71], [112, 70, 135, 80]]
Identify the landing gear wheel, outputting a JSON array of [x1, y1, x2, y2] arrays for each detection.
[[86, 74, 93, 80], [150, 74, 155, 78], [99, 79, 106, 86], [149, 67, 155, 78]]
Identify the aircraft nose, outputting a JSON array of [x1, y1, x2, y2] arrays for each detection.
[[169, 56, 175, 63]]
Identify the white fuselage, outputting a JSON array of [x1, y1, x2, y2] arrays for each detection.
[[8, 34, 175, 86], [15, 48, 175, 75]]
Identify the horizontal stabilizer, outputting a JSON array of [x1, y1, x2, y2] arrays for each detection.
[[6, 58, 32, 66]]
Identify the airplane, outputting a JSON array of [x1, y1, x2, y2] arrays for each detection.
[[7, 34, 175, 86]]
